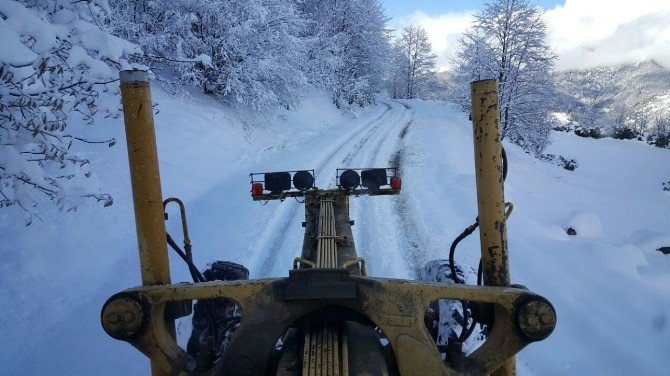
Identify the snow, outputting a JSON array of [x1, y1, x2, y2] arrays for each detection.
[[2, 87, 670, 375], [551, 112, 571, 125], [0, 1, 64, 55], [0, 0, 143, 217], [564, 210, 604, 238], [66, 45, 113, 78], [0, 18, 38, 65]]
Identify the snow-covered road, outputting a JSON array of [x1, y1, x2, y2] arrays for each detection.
[[2, 89, 670, 375]]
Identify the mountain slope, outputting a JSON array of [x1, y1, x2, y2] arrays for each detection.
[[555, 60, 670, 140]]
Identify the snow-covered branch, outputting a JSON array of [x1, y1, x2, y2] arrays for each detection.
[[0, 0, 139, 223], [449, 0, 557, 155]]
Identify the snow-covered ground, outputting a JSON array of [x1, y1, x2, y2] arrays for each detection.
[[1, 86, 669, 375]]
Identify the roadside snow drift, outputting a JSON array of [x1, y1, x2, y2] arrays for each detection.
[[1, 88, 669, 375]]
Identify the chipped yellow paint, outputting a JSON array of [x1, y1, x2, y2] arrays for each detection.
[[470, 79, 515, 376]]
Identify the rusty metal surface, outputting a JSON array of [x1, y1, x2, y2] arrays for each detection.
[[470, 79, 510, 288], [515, 298, 557, 341], [101, 271, 555, 376], [470, 79, 516, 376], [120, 71, 171, 286], [119, 70, 174, 376], [253, 188, 400, 201], [101, 295, 146, 340]]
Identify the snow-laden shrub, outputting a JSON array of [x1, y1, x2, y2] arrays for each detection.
[[0, 0, 139, 223], [611, 125, 640, 140], [649, 117, 670, 148], [654, 134, 670, 148], [574, 127, 603, 139], [540, 153, 578, 171]]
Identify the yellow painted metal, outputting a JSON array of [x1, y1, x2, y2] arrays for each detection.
[[341, 328, 349, 376], [343, 257, 367, 276], [294, 257, 316, 269], [119, 70, 173, 376], [316, 199, 338, 268], [303, 199, 346, 375], [107, 275, 550, 375], [470, 79, 515, 376], [163, 197, 191, 251], [103, 77, 557, 374]]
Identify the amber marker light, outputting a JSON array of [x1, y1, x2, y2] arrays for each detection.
[[251, 183, 264, 197]]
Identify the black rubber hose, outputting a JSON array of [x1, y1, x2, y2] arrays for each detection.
[[166, 233, 220, 353], [167, 233, 205, 283], [448, 221, 479, 284], [477, 259, 483, 286], [502, 146, 508, 181]]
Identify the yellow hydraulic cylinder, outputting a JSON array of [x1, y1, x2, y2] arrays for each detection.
[[119, 70, 173, 376], [470, 79, 515, 376]]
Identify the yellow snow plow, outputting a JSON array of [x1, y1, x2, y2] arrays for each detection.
[[101, 71, 555, 376]]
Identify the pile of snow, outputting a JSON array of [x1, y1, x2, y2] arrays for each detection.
[[0, 85, 353, 375], [382, 100, 670, 375], [1, 93, 669, 375], [564, 210, 604, 238]]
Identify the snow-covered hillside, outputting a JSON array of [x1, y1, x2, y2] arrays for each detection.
[[555, 60, 670, 139], [2, 85, 670, 375]]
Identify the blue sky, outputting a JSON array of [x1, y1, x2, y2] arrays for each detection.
[[383, 0, 565, 20], [383, 0, 670, 71]]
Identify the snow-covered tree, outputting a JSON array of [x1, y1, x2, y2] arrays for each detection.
[[390, 25, 437, 99], [0, 0, 139, 223], [110, 0, 306, 109], [450, 0, 557, 155], [388, 43, 409, 99], [296, 0, 391, 107]]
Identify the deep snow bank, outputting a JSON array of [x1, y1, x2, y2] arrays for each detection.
[[0, 86, 355, 375], [2, 95, 669, 375], [394, 100, 670, 375]]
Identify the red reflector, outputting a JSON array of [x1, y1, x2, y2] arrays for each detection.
[[251, 183, 264, 196], [390, 177, 402, 190]]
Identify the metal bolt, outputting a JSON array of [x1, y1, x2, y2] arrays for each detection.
[[101, 295, 145, 340], [516, 297, 556, 341]]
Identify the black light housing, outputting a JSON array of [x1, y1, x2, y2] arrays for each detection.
[[250, 169, 316, 198], [361, 169, 387, 189], [264, 172, 291, 192], [293, 170, 315, 191], [339, 170, 360, 190]]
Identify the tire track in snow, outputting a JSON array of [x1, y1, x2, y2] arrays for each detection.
[[348, 101, 417, 279], [389, 103, 429, 277], [252, 103, 400, 277]]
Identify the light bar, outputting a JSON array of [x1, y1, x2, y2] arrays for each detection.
[[336, 167, 399, 191], [249, 170, 316, 197]]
